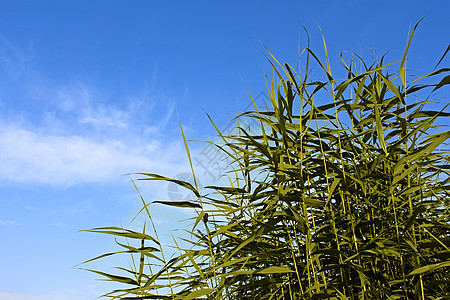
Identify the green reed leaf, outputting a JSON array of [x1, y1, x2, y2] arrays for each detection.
[[182, 288, 214, 300], [153, 200, 201, 209], [257, 266, 295, 274], [407, 261, 450, 276]]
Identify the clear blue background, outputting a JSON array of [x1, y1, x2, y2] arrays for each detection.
[[0, 1, 448, 299]]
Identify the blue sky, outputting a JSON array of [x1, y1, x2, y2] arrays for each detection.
[[0, 1, 449, 299]]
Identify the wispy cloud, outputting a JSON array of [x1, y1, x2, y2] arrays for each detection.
[[55, 82, 130, 130], [0, 219, 15, 226], [0, 41, 188, 187], [0, 35, 33, 79], [78, 105, 128, 128], [0, 292, 79, 300]]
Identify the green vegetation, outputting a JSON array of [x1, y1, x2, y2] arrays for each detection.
[[82, 22, 450, 299]]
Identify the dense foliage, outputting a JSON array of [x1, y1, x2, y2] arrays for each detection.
[[83, 23, 450, 299]]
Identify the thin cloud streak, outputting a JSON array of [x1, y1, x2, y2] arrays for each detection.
[[0, 292, 78, 300], [0, 289, 101, 300]]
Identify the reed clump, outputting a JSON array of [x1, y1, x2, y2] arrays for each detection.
[[82, 22, 450, 299]]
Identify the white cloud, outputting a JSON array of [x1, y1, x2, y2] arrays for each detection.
[[0, 55, 189, 188], [0, 124, 187, 186]]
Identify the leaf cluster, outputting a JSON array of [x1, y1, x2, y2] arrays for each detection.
[[82, 23, 450, 299]]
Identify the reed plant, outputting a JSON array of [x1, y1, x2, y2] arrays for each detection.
[[82, 22, 450, 299]]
